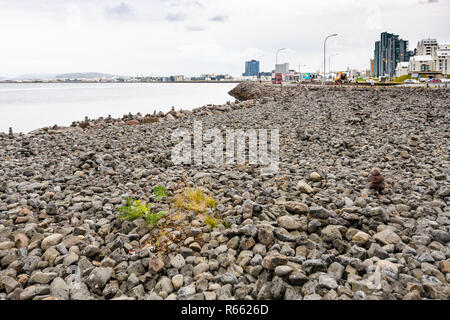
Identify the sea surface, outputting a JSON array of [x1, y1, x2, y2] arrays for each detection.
[[0, 82, 237, 133]]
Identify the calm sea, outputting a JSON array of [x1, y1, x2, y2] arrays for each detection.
[[0, 82, 237, 133]]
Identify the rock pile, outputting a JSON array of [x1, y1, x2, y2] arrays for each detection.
[[228, 82, 274, 101], [0, 84, 449, 300]]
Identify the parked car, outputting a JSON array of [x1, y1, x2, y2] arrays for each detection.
[[428, 78, 442, 83], [404, 79, 419, 84]]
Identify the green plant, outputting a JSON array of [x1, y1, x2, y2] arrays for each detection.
[[205, 213, 219, 230], [153, 185, 168, 201], [117, 186, 168, 228], [174, 188, 216, 213]]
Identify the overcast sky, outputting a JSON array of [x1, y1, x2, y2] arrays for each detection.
[[0, 0, 449, 77]]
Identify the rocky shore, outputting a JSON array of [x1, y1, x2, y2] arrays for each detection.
[[0, 84, 449, 300]]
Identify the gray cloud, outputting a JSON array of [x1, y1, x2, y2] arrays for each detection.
[[166, 12, 186, 22], [210, 15, 228, 22], [106, 2, 135, 20], [419, 0, 438, 3]]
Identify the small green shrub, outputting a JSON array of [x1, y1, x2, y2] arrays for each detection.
[[174, 188, 216, 213], [205, 213, 219, 230], [153, 185, 168, 201], [117, 186, 168, 228]]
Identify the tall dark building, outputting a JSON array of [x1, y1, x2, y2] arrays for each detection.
[[374, 32, 413, 77], [243, 60, 260, 77]]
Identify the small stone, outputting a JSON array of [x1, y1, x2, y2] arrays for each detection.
[[274, 265, 293, 277], [29, 272, 57, 284], [258, 228, 275, 246], [193, 263, 209, 277], [177, 284, 196, 299], [352, 231, 370, 245], [86, 267, 112, 289], [319, 274, 338, 290], [297, 180, 313, 193], [50, 277, 69, 300], [0, 241, 15, 250], [438, 260, 450, 274], [171, 274, 183, 290], [400, 150, 410, 159], [170, 254, 186, 269], [373, 229, 401, 245], [242, 199, 253, 219], [321, 225, 343, 242], [204, 291, 216, 300], [1, 276, 20, 294], [14, 233, 30, 249], [148, 256, 164, 273], [309, 206, 331, 219], [328, 262, 345, 281], [284, 202, 308, 214], [63, 253, 79, 266], [221, 272, 238, 285], [302, 259, 327, 274], [368, 243, 389, 259], [277, 215, 301, 230], [41, 234, 63, 251], [261, 253, 288, 270], [309, 172, 321, 182], [20, 285, 50, 300]]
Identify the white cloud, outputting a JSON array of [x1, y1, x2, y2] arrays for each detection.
[[0, 0, 449, 77]]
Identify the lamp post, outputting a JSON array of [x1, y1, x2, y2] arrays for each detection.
[[276, 48, 287, 68], [328, 53, 339, 76], [323, 34, 338, 85], [298, 64, 307, 81]]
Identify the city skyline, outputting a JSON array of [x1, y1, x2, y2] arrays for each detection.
[[0, 0, 449, 78]]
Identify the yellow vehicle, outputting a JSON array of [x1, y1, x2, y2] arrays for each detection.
[[335, 72, 348, 84]]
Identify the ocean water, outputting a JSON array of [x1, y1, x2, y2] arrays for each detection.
[[0, 82, 237, 133]]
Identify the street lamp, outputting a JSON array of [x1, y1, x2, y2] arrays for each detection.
[[328, 53, 339, 76], [298, 64, 307, 80], [276, 48, 287, 66], [323, 34, 338, 85]]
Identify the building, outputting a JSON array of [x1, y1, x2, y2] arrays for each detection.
[[169, 75, 184, 82], [407, 39, 449, 78], [416, 38, 438, 56], [408, 55, 434, 75], [373, 32, 413, 78], [435, 44, 450, 76], [395, 62, 409, 78], [243, 60, 260, 77], [275, 63, 289, 74]]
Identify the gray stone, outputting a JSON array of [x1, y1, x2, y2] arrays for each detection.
[[41, 234, 63, 251], [86, 267, 112, 289]]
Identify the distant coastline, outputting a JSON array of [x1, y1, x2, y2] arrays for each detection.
[[0, 80, 241, 84]]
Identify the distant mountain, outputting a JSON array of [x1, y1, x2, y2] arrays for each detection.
[[55, 72, 119, 79], [5, 72, 126, 81]]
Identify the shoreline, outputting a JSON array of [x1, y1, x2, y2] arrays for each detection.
[[0, 84, 449, 301]]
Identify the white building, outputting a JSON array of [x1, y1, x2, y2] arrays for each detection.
[[408, 55, 434, 73], [434, 44, 450, 75], [395, 62, 409, 77], [275, 63, 289, 74], [416, 38, 438, 56], [407, 39, 450, 78]]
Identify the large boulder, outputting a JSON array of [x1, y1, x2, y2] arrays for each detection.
[[228, 82, 271, 101]]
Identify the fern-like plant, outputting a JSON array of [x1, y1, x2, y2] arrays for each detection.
[[117, 186, 168, 228]]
